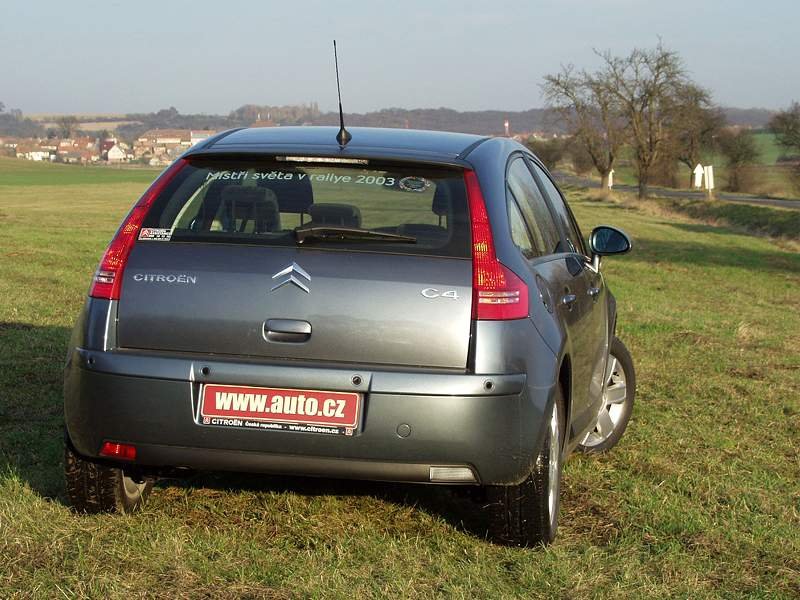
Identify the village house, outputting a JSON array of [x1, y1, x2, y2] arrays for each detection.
[[250, 118, 276, 128], [134, 129, 217, 165], [190, 130, 215, 145], [100, 139, 117, 155], [15, 141, 52, 161], [106, 144, 127, 163], [55, 138, 100, 163], [0, 137, 20, 157]]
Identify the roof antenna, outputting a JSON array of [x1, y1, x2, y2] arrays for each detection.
[[333, 40, 352, 147]]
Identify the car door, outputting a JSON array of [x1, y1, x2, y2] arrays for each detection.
[[504, 156, 594, 431], [526, 158, 609, 422]]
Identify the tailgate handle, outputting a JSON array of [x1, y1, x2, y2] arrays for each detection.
[[264, 319, 311, 343]]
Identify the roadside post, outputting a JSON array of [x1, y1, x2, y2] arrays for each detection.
[[608, 169, 614, 190], [703, 165, 715, 199]]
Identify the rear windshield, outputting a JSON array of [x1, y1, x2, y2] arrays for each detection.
[[141, 157, 471, 258]]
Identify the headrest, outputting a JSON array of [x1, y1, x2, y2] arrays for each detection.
[[432, 184, 450, 217], [221, 186, 280, 232], [308, 203, 362, 228], [257, 170, 314, 214]]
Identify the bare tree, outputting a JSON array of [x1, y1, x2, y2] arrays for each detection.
[[769, 102, 800, 153], [595, 44, 687, 198], [566, 137, 595, 176], [769, 102, 800, 192], [718, 129, 759, 192], [542, 65, 626, 192], [668, 83, 725, 187], [56, 115, 79, 138], [525, 137, 567, 171]]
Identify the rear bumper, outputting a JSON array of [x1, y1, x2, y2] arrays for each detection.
[[64, 348, 554, 485]]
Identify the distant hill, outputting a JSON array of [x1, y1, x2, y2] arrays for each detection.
[[0, 111, 44, 137], [720, 107, 775, 128], [310, 107, 559, 136], [0, 104, 779, 140], [109, 105, 559, 140]]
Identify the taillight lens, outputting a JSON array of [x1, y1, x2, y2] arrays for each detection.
[[99, 441, 137, 461], [465, 170, 529, 320], [89, 158, 187, 300]]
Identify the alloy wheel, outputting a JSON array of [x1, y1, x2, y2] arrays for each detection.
[[581, 353, 628, 447]]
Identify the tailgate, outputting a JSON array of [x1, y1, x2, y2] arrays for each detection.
[[118, 244, 472, 369]]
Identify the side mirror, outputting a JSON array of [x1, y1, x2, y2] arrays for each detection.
[[589, 226, 631, 269], [589, 225, 631, 255]]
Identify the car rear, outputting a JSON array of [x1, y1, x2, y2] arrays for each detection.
[[65, 141, 554, 487]]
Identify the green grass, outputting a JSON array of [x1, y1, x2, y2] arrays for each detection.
[[645, 197, 800, 240], [751, 131, 785, 164], [705, 132, 785, 166], [0, 156, 159, 187], [1, 162, 799, 598]]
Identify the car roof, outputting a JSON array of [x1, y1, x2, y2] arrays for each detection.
[[187, 126, 490, 165]]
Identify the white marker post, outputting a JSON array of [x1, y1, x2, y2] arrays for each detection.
[[607, 169, 614, 189], [703, 165, 715, 199], [693, 163, 704, 189]]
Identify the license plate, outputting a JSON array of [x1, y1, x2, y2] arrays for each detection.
[[199, 384, 361, 436]]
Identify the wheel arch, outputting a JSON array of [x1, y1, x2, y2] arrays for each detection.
[[557, 353, 571, 449]]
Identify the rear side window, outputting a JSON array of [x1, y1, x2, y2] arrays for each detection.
[[141, 158, 471, 258], [507, 196, 535, 257], [529, 161, 586, 255], [506, 158, 560, 255]]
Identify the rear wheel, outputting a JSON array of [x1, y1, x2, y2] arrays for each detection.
[[578, 336, 635, 453], [485, 389, 564, 546], [64, 436, 152, 513]]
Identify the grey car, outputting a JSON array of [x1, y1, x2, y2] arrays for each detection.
[[64, 126, 635, 546]]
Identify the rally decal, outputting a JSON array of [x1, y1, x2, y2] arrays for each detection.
[[138, 227, 173, 241]]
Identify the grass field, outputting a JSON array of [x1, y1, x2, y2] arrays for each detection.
[[647, 197, 800, 241], [0, 159, 798, 598], [751, 132, 786, 165], [0, 156, 159, 187]]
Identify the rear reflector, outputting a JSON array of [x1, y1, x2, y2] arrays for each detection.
[[90, 158, 187, 300], [99, 441, 137, 461], [429, 466, 477, 483], [464, 170, 529, 320]]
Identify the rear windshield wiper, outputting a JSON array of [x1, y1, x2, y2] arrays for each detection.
[[295, 226, 417, 244]]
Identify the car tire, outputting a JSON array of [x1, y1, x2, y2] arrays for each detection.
[[64, 435, 152, 514], [578, 336, 635, 453], [485, 388, 564, 547]]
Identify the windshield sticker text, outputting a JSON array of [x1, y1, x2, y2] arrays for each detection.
[[204, 170, 405, 188]]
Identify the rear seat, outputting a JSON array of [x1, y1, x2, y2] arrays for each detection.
[[397, 183, 450, 239], [308, 203, 362, 227], [220, 187, 280, 233]]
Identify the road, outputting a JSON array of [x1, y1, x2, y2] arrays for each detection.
[[554, 172, 800, 210]]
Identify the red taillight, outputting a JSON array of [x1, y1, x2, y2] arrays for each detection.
[[90, 158, 188, 300], [465, 170, 529, 320], [99, 441, 137, 461]]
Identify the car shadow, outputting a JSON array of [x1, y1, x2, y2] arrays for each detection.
[[0, 321, 492, 539], [159, 471, 493, 540]]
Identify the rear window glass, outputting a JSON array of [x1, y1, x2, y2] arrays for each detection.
[[142, 157, 471, 258]]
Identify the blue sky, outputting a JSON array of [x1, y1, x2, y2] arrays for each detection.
[[1, 0, 796, 114]]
